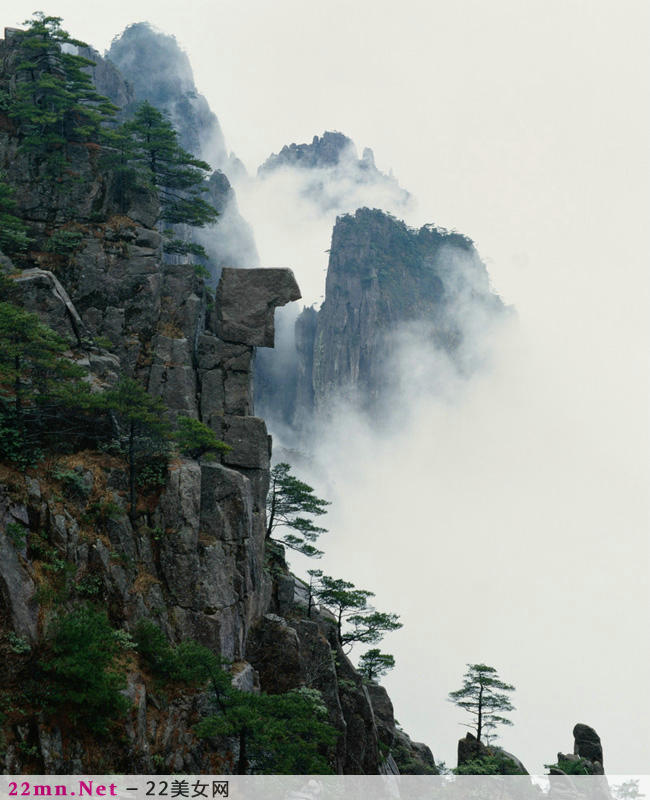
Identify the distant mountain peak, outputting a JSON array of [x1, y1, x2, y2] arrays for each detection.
[[259, 131, 355, 173], [257, 131, 411, 212]]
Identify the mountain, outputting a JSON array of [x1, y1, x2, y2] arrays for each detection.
[[258, 131, 411, 213], [105, 22, 258, 273]]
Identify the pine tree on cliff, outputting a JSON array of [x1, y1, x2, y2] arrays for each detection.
[[314, 574, 402, 648], [106, 102, 217, 256], [358, 649, 395, 683], [195, 676, 337, 774], [448, 663, 515, 744], [266, 462, 330, 557], [0, 299, 90, 467], [0, 175, 31, 255], [3, 14, 117, 175], [99, 377, 170, 519]]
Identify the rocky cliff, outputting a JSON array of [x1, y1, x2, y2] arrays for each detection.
[[0, 24, 434, 775]]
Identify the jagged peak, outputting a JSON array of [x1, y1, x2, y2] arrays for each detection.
[[259, 130, 357, 174]]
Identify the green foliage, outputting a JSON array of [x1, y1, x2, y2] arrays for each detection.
[[52, 466, 87, 498], [193, 263, 211, 280], [358, 648, 395, 682], [454, 752, 524, 775], [81, 499, 123, 525], [40, 606, 129, 733], [44, 229, 84, 255], [133, 620, 220, 686], [135, 457, 169, 491], [99, 377, 171, 516], [448, 663, 516, 744], [0, 300, 91, 468], [163, 238, 209, 258], [111, 629, 136, 651], [4, 14, 117, 177], [133, 619, 171, 674], [266, 462, 330, 558], [104, 101, 217, 257], [196, 676, 337, 774], [75, 573, 102, 598], [544, 757, 591, 775], [313, 574, 401, 650], [5, 521, 27, 548], [6, 632, 31, 654], [0, 174, 31, 254], [342, 610, 402, 647], [174, 415, 229, 460]]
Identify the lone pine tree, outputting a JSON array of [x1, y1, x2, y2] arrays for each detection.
[[314, 574, 402, 649], [448, 663, 515, 744], [266, 462, 330, 557], [358, 649, 396, 683]]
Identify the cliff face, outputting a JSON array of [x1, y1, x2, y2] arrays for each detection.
[[298, 208, 505, 416], [0, 26, 433, 775]]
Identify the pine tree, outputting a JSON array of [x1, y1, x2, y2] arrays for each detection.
[[99, 377, 171, 518], [358, 649, 395, 683], [174, 415, 229, 460], [313, 575, 373, 643], [4, 14, 117, 176], [0, 174, 31, 255], [196, 674, 337, 774], [0, 299, 89, 467], [266, 462, 330, 557], [448, 663, 516, 744], [342, 610, 403, 648], [106, 101, 217, 256]]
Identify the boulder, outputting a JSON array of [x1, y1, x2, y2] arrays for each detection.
[[246, 614, 302, 693], [215, 267, 301, 347], [573, 723, 603, 767], [392, 729, 438, 774], [222, 415, 271, 471]]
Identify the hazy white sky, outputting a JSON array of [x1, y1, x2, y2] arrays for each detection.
[[6, 0, 649, 774]]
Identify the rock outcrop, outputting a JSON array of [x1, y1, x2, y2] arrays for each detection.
[[553, 723, 605, 776], [106, 23, 228, 173], [215, 268, 301, 348], [243, 563, 439, 775], [573, 723, 604, 768], [457, 732, 528, 775]]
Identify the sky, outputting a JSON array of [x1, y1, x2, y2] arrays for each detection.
[[5, 0, 649, 775]]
